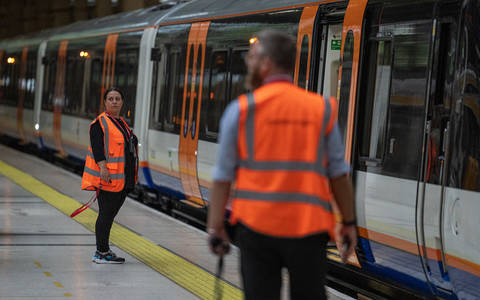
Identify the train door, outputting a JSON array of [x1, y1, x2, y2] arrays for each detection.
[[179, 22, 210, 207], [353, 1, 442, 289], [417, 2, 459, 294]]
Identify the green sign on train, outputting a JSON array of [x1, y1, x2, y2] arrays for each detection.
[[331, 39, 341, 50]]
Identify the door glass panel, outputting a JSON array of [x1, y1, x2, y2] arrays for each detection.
[[368, 40, 392, 160], [184, 44, 194, 138], [357, 22, 430, 180], [192, 44, 202, 139], [298, 35, 309, 89], [358, 39, 392, 163]]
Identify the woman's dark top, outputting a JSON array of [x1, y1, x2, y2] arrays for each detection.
[[90, 116, 138, 190]]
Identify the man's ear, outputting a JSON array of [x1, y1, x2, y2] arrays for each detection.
[[259, 56, 273, 76]]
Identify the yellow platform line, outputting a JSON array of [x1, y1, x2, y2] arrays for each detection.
[[0, 160, 243, 300], [44, 271, 53, 277]]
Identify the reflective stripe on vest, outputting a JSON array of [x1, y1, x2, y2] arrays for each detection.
[[81, 112, 126, 192], [83, 166, 125, 180], [235, 190, 331, 211], [86, 151, 125, 164], [231, 83, 336, 238]]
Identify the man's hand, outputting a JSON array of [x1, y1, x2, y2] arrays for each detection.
[[207, 227, 231, 256], [338, 224, 357, 263]]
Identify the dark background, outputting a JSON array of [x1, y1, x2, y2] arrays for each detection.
[[0, 0, 186, 40]]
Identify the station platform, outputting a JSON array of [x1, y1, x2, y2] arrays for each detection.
[[0, 144, 354, 299]]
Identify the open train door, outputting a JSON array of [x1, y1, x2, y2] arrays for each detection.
[[179, 22, 210, 208], [416, 1, 460, 294]]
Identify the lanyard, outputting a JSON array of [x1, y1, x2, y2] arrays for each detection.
[[105, 112, 131, 139], [70, 185, 101, 218]]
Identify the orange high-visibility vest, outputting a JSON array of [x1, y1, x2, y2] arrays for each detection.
[[81, 112, 128, 192], [230, 81, 337, 238]]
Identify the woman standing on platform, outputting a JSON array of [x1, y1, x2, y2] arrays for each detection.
[[81, 87, 138, 264]]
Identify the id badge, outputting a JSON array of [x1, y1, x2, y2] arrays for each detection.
[[129, 137, 135, 154]]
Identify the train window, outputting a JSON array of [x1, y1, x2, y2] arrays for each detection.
[[383, 22, 430, 180], [357, 20, 431, 180], [168, 51, 183, 133], [3, 51, 21, 107], [86, 58, 103, 119], [59, 41, 102, 119], [358, 39, 392, 163], [202, 50, 227, 140], [297, 35, 309, 89], [113, 32, 141, 126], [230, 49, 248, 101], [114, 49, 138, 125], [150, 49, 166, 131], [63, 58, 73, 113], [338, 31, 354, 141], [64, 56, 84, 116], [150, 48, 184, 133], [42, 45, 59, 112], [24, 50, 37, 109]]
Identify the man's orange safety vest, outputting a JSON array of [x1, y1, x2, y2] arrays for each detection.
[[230, 81, 337, 238], [81, 112, 128, 192]]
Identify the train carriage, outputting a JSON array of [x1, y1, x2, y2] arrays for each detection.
[[144, 1, 346, 221], [0, 0, 478, 299]]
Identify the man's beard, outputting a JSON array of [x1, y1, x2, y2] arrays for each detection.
[[245, 66, 263, 90]]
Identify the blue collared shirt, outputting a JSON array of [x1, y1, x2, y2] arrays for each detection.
[[212, 77, 350, 182]]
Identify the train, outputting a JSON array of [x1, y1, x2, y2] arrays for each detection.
[[0, 0, 479, 299]]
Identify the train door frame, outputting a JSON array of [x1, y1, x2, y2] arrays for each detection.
[[295, 5, 318, 89], [308, 2, 364, 265], [133, 27, 157, 170], [179, 21, 210, 207], [337, 0, 368, 266], [338, 0, 368, 163], [417, 2, 460, 293]]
